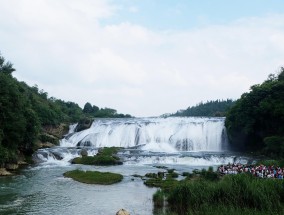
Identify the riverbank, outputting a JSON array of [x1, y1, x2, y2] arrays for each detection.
[[152, 165, 284, 215]]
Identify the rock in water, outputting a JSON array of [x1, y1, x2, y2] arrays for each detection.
[[116, 209, 130, 215], [80, 149, 88, 157], [0, 168, 12, 176], [5, 163, 19, 170]]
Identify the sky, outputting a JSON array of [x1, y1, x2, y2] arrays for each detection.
[[0, 0, 284, 117]]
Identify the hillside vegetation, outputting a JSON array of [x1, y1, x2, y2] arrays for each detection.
[[172, 99, 235, 117], [0, 54, 131, 166], [226, 68, 284, 154]]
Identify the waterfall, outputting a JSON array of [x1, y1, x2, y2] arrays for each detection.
[[60, 117, 227, 152]]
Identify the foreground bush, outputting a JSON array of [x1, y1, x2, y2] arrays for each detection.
[[63, 169, 123, 185], [154, 173, 284, 215]]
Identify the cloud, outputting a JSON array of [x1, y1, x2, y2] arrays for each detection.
[[128, 6, 139, 13], [0, 1, 284, 116]]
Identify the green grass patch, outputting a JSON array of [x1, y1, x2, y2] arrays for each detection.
[[72, 155, 121, 165], [97, 147, 121, 156], [71, 147, 123, 166], [144, 177, 178, 192], [63, 169, 123, 185]]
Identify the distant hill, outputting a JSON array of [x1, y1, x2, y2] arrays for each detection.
[[171, 99, 235, 117]]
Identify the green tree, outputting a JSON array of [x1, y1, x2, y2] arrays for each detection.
[[83, 102, 93, 114], [0, 55, 15, 75], [92, 105, 99, 113], [226, 68, 284, 152], [0, 53, 133, 164], [173, 99, 235, 117]]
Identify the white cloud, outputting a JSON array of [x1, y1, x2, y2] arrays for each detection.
[[128, 6, 138, 13], [0, 1, 284, 116]]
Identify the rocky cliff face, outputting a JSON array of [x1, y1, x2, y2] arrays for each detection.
[[0, 168, 12, 176], [75, 118, 93, 132], [36, 123, 69, 149], [0, 123, 70, 177]]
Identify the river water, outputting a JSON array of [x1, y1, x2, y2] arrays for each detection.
[[0, 117, 250, 215]]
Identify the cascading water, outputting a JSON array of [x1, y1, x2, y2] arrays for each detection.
[[60, 117, 228, 152], [32, 117, 248, 167]]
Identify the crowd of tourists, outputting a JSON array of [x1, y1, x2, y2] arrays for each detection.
[[218, 163, 284, 179]]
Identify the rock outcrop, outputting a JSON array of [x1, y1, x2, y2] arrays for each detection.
[[36, 123, 69, 149], [75, 118, 93, 132], [0, 168, 12, 176], [36, 141, 56, 149], [116, 209, 130, 215], [5, 163, 19, 170], [43, 123, 69, 139], [80, 149, 88, 157]]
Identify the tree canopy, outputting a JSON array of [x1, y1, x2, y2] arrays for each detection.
[[0, 53, 132, 165], [225, 68, 284, 154], [82, 102, 132, 118], [172, 99, 235, 117]]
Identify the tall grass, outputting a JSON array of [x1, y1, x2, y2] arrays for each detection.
[[156, 173, 284, 215]]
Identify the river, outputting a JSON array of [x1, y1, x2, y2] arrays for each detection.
[[0, 117, 250, 215]]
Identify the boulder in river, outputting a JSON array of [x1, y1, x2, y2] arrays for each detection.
[[80, 149, 88, 157], [0, 168, 12, 176], [5, 163, 19, 170], [116, 209, 130, 215]]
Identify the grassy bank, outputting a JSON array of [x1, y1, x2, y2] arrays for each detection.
[[63, 169, 123, 185], [152, 168, 284, 215]]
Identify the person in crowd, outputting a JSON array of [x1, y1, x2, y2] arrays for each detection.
[[218, 163, 284, 179]]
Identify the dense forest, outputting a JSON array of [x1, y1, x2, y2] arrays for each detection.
[[0, 54, 131, 165], [172, 99, 235, 117], [82, 102, 131, 118], [226, 68, 284, 155]]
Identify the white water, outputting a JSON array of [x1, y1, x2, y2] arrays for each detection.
[[32, 117, 242, 168], [60, 117, 227, 152]]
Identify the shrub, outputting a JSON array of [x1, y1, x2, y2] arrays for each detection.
[[166, 173, 284, 215], [200, 167, 219, 181], [153, 189, 165, 208], [167, 169, 175, 174], [72, 155, 121, 165], [169, 172, 179, 179], [71, 147, 123, 166], [264, 136, 284, 157]]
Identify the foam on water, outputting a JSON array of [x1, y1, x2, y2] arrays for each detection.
[[33, 147, 97, 168], [122, 154, 247, 166]]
